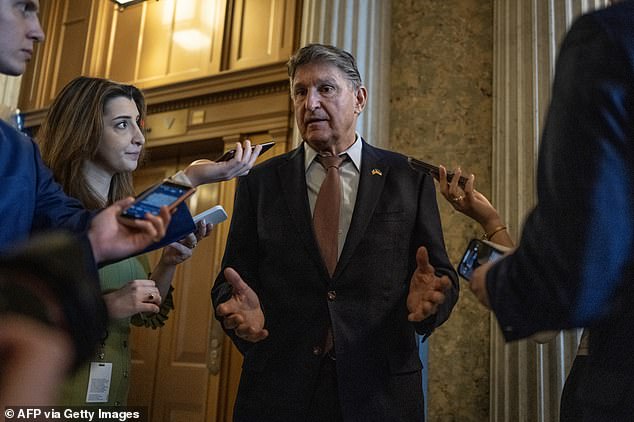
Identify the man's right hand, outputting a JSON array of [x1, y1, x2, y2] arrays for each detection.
[[215, 267, 268, 343]]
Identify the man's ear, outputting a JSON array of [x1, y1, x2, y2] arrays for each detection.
[[354, 86, 368, 114]]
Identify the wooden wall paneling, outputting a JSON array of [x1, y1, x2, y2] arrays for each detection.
[[18, 0, 104, 110], [150, 151, 225, 422], [47, 0, 93, 103], [106, 2, 144, 83], [228, 0, 297, 70], [167, 0, 226, 77], [136, 0, 174, 82], [85, 1, 116, 77], [128, 162, 179, 421], [17, 0, 54, 110], [143, 77, 291, 149], [108, 0, 228, 89], [207, 0, 229, 75]]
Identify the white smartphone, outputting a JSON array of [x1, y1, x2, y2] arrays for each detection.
[[193, 205, 228, 225]]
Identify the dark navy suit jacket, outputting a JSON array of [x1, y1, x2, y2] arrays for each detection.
[[213, 140, 458, 421], [486, 3, 634, 420]]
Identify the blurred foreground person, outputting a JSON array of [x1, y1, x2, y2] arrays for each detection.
[[0, 232, 106, 406], [469, 3, 634, 421]]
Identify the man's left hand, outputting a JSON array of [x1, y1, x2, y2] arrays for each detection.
[[407, 246, 452, 321]]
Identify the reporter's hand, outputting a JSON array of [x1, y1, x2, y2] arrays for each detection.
[[160, 220, 213, 266], [215, 267, 268, 343], [407, 246, 452, 322], [184, 140, 262, 186], [88, 198, 171, 263], [103, 279, 162, 319], [438, 165, 501, 227]]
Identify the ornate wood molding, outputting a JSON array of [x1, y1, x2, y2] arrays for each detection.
[[21, 62, 292, 148]]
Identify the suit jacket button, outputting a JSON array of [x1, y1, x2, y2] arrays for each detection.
[[312, 346, 323, 356], [327, 291, 336, 301]]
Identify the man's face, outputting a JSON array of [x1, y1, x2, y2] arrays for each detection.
[[291, 62, 367, 154], [0, 0, 45, 76]]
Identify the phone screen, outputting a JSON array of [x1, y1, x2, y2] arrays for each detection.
[[458, 239, 506, 281], [123, 182, 193, 219]]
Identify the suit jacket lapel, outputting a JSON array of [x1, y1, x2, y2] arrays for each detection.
[[278, 145, 329, 277], [335, 141, 388, 278]]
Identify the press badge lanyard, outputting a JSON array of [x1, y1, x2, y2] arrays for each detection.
[[85, 340, 112, 403]]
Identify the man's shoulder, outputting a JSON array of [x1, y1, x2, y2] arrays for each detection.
[[0, 119, 35, 150], [250, 147, 301, 174], [362, 141, 412, 169], [591, 0, 634, 25], [573, 1, 634, 45]]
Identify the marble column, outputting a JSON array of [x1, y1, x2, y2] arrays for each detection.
[[295, 0, 391, 148], [491, 0, 612, 420]]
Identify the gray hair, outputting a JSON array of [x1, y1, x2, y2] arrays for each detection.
[[287, 43, 363, 90]]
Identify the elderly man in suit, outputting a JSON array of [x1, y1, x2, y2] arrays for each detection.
[[212, 43, 458, 421], [470, 2, 634, 421]]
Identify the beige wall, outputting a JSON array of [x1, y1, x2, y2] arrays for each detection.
[[391, 1, 493, 420]]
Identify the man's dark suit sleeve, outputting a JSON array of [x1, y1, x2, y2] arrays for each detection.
[[211, 176, 260, 354], [486, 12, 634, 340], [412, 170, 459, 337]]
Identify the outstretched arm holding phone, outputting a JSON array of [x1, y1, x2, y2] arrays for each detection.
[[182, 140, 264, 187], [436, 165, 513, 247]]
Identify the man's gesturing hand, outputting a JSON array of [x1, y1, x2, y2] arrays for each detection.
[[215, 267, 269, 343], [407, 246, 452, 322]]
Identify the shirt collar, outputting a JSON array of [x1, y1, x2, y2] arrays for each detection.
[[304, 133, 362, 172]]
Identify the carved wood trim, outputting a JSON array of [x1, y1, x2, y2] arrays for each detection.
[[21, 62, 291, 135]]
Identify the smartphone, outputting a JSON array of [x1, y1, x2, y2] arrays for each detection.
[[216, 141, 275, 162], [120, 180, 196, 220], [193, 205, 228, 225], [458, 239, 510, 281], [407, 157, 469, 189]]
